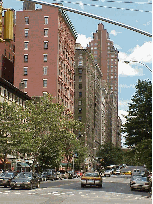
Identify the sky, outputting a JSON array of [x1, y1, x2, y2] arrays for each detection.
[[3, 0, 152, 146]]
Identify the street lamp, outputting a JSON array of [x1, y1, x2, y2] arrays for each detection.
[[124, 60, 152, 73]]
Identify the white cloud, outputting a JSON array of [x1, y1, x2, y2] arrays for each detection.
[[118, 41, 152, 76], [76, 1, 84, 10], [118, 110, 128, 124], [76, 34, 92, 48], [110, 30, 122, 36], [114, 44, 122, 50]]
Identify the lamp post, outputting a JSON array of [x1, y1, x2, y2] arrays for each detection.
[[124, 60, 152, 73]]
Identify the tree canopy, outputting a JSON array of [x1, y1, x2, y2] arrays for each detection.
[[123, 79, 152, 170], [0, 94, 87, 171]]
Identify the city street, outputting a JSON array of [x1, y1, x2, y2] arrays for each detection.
[[0, 176, 151, 204]]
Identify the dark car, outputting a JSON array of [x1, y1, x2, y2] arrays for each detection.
[[67, 171, 73, 179], [130, 176, 150, 191], [0, 172, 16, 188], [10, 172, 40, 190]]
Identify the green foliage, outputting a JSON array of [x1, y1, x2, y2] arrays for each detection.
[[123, 80, 152, 170], [97, 142, 123, 167], [0, 94, 85, 170]]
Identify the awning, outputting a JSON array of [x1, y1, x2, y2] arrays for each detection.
[[0, 159, 11, 164], [17, 162, 30, 167]]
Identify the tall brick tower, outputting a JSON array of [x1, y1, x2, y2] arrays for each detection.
[[88, 23, 119, 146]]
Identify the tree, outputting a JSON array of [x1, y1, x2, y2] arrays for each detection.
[[97, 142, 123, 167], [123, 80, 152, 169], [0, 101, 25, 170]]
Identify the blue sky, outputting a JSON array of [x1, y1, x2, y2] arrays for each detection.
[[4, 0, 152, 145]]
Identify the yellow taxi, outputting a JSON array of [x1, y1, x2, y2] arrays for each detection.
[[81, 172, 103, 188], [122, 171, 132, 175]]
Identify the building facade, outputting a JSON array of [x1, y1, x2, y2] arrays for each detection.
[[14, 3, 77, 114], [74, 47, 102, 158], [88, 23, 119, 146]]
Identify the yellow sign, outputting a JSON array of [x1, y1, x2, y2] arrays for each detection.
[[4, 10, 13, 40]]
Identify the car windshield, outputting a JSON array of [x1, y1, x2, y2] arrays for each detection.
[[84, 173, 99, 177], [135, 177, 147, 181], [15, 172, 32, 179], [4, 173, 14, 177]]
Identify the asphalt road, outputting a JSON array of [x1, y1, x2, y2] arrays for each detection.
[[0, 175, 151, 204]]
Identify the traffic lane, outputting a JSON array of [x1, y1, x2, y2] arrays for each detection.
[[41, 177, 150, 197]]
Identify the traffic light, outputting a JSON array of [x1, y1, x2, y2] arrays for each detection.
[[0, 1, 2, 41]]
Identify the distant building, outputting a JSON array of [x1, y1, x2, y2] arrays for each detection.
[[74, 47, 102, 157], [14, 3, 77, 114], [88, 23, 119, 146]]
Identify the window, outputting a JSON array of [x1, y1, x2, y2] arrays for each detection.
[[44, 29, 48, 37], [79, 92, 82, 98], [43, 79, 47, 87], [44, 17, 48, 25], [111, 76, 113, 79], [4, 49, 6, 56], [43, 54, 48, 62], [25, 29, 29, 37], [24, 54, 28, 62], [78, 100, 82, 105], [24, 42, 29, 50], [94, 51, 97, 54], [43, 66, 48, 75], [78, 108, 82, 114], [78, 68, 82, 74], [79, 76, 82, 82], [4, 90, 6, 97], [25, 17, 29, 24], [23, 79, 28, 88], [78, 60, 83, 66], [79, 84, 82, 89], [78, 116, 82, 121], [44, 41, 48, 49], [24, 67, 28, 75], [43, 92, 48, 97], [94, 47, 97, 49]]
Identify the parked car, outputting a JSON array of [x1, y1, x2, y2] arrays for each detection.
[[81, 172, 103, 188], [130, 176, 150, 191], [104, 170, 112, 177], [75, 171, 83, 177], [0, 172, 16, 188], [10, 172, 40, 190], [56, 171, 62, 180], [41, 172, 48, 181], [45, 169, 57, 180], [59, 170, 69, 179], [114, 169, 121, 175], [67, 171, 73, 179]]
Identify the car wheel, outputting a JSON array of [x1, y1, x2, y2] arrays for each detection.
[[81, 183, 84, 188], [29, 183, 33, 190], [11, 187, 15, 190], [131, 188, 133, 191], [36, 182, 40, 188], [4, 185, 7, 188]]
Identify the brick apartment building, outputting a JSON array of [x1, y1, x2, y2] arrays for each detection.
[[74, 47, 102, 157], [88, 23, 120, 146], [14, 2, 77, 114]]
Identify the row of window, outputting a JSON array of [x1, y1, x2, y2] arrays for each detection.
[[24, 41, 48, 50], [22, 79, 48, 88], [25, 28, 49, 37], [23, 66, 48, 76], [24, 54, 48, 62], [25, 16, 49, 25]]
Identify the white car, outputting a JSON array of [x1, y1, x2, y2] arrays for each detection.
[[114, 170, 121, 175], [104, 170, 111, 177]]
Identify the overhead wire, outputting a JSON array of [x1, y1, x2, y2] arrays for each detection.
[[20, 0, 152, 37], [53, 0, 152, 13]]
